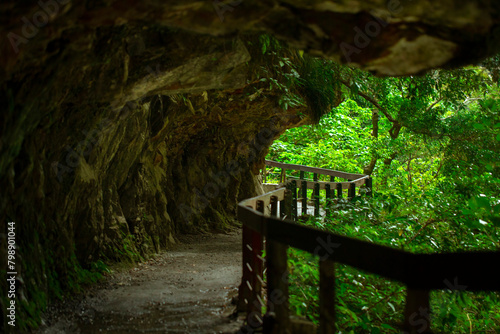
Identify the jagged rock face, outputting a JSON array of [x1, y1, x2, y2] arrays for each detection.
[[2, 0, 500, 78], [0, 0, 499, 331], [0, 22, 308, 331]]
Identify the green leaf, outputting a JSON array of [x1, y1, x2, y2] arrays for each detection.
[[468, 196, 491, 210], [490, 216, 500, 227]]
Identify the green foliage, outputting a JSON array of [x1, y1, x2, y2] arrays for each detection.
[[250, 34, 343, 122], [266, 62, 500, 332], [296, 56, 342, 122], [268, 100, 371, 173]]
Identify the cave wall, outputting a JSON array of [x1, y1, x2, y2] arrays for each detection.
[[0, 23, 308, 331], [1, 0, 500, 332]]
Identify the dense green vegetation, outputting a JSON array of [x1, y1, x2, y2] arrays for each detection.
[[265, 48, 500, 333]]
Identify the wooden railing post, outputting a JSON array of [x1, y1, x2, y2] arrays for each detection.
[[238, 222, 252, 313], [403, 288, 431, 334], [348, 182, 356, 200], [238, 225, 262, 316], [237, 201, 265, 329], [290, 180, 297, 220], [336, 183, 342, 199], [280, 168, 286, 183], [282, 189, 292, 220], [325, 184, 331, 217], [319, 259, 336, 334], [270, 196, 278, 217], [366, 177, 373, 197], [301, 181, 307, 216], [314, 182, 320, 217], [264, 238, 290, 334]]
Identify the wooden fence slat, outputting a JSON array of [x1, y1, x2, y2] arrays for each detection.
[[314, 182, 320, 217], [264, 238, 290, 334], [283, 189, 292, 220], [348, 182, 356, 200], [403, 289, 431, 334], [325, 184, 331, 217], [281, 168, 286, 183], [301, 181, 307, 216], [290, 180, 297, 221], [319, 259, 336, 334], [366, 177, 373, 197], [280, 198, 286, 219], [270, 196, 278, 217], [245, 200, 265, 327], [237, 224, 252, 313], [336, 183, 342, 199]]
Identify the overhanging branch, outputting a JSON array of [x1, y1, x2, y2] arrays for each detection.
[[340, 79, 397, 123]]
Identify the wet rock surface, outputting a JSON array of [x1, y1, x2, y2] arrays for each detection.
[[36, 232, 243, 334]]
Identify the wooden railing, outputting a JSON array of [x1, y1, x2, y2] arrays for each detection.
[[262, 160, 372, 218], [237, 161, 500, 334]]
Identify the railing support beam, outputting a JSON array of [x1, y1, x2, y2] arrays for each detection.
[[366, 177, 373, 197], [290, 180, 297, 221], [301, 181, 307, 216], [237, 202, 265, 329], [314, 182, 320, 217], [319, 259, 336, 334], [264, 238, 290, 334], [348, 182, 356, 200], [403, 288, 431, 334], [325, 184, 331, 217]]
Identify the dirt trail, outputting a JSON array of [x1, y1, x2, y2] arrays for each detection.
[[37, 231, 244, 334]]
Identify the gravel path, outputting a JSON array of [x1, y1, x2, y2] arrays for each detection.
[[36, 231, 244, 334]]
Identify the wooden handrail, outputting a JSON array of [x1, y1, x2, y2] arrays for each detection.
[[265, 160, 365, 180], [239, 187, 287, 210], [264, 215, 500, 291], [284, 176, 369, 189]]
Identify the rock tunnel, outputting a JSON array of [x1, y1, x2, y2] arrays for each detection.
[[1, 0, 500, 331]]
